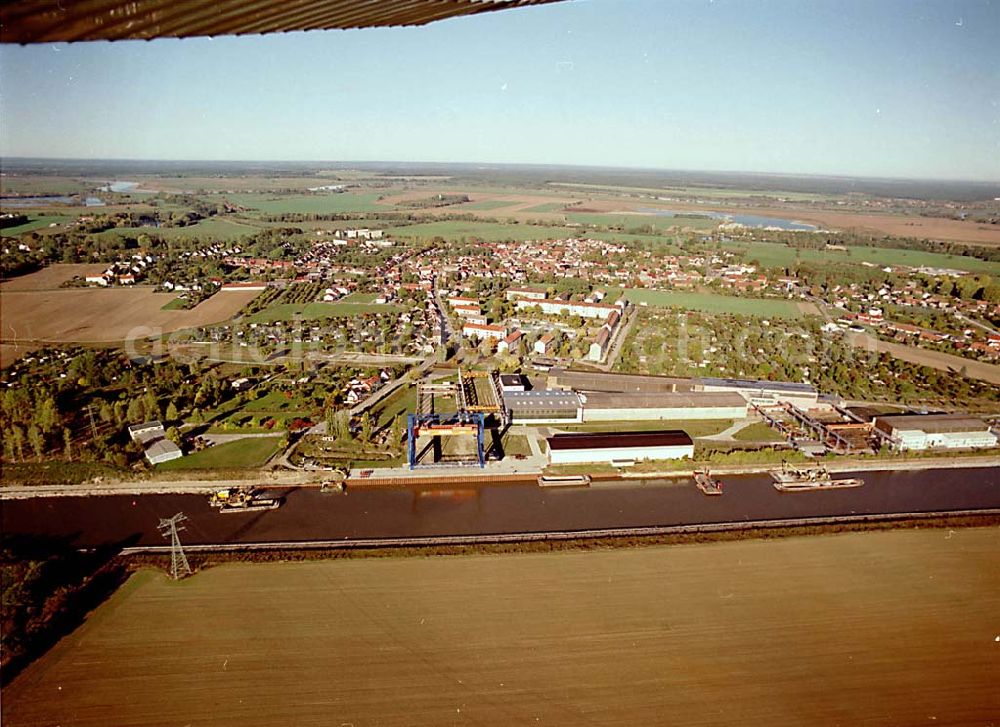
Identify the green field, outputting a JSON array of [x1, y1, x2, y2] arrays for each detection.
[[246, 301, 401, 322], [156, 436, 282, 470], [0, 177, 93, 196], [568, 213, 718, 231], [461, 200, 521, 211], [94, 217, 259, 241], [241, 390, 312, 415], [387, 220, 576, 241], [160, 296, 188, 310], [521, 202, 570, 213], [339, 291, 377, 303], [200, 388, 314, 429], [728, 240, 1000, 275], [624, 289, 805, 318], [386, 219, 690, 246], [732, 421, 786, 442], [499, 434, 533, 457], [226, 192, 394, 215], [0, 214, 73, 236], [373, 385, 417, 427]]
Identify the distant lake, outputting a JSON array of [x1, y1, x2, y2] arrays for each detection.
[[98, 181, 139, 193], [0, 195, 77, 208], [637, 207, 817, 231], [2, 194, 111, 208]]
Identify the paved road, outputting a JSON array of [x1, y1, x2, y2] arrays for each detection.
[[201, 432, 282, 445], [956, 311, 997, 336], [700, 417, 761, 442], [596, 305, 638, 371]]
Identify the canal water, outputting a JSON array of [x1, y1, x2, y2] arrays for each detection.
[[3, 468, 998, 548]]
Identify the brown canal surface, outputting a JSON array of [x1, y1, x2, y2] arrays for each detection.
[[2, 467, 999, 548]]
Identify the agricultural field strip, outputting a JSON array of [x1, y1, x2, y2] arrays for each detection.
[[0, 278, 262, 342], [4, 528, 998, 726]]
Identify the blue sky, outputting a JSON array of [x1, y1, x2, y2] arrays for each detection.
[[1, 0, 998, 180]]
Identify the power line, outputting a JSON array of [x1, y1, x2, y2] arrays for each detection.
[[157, 512, 192, 580], [87, 403, 99, 441]]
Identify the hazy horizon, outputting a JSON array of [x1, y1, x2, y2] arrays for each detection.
[[3, 155, 1000, 185], [2, 0, 998, 181]]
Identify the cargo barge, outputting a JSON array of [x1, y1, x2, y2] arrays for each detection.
[[771, 463, 864, 492], [538, 474, 592, 488], [693, 469, 723, 496], [209, 488, 283, 513]]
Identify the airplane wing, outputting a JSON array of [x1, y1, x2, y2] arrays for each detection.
[[1, 0, 565, 43]]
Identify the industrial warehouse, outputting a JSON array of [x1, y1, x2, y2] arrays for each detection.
[[577, 391, 748, 422], [873, 413, 998, 451], [546, 431, 695, 465], [401, 367, 998, 470]]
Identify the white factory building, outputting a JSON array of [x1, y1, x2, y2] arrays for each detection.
[[874, 414, 997, 451], [546, 430, 694, 465], [578, 391, 748, 422]]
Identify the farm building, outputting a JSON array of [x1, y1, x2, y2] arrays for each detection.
[[546, 430, 694, 465], [873, 414, 997, 451], [578, 391, 748, 422], [127, 421, 184, 465], [506, 390, 582, 423], [128, 421, 166, 443], [145, 438, 183, 465]]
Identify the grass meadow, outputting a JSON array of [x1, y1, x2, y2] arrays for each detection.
[[156, 436, 283, 470], [623, 289, 805, 318]]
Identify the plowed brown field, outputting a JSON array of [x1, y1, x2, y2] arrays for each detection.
[[1, 268, 260, 349], [0, 263, 109, 291], [3, 528, 998, 726]]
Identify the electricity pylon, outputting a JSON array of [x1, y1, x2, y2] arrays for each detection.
[[157, 512, 192, 580]]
